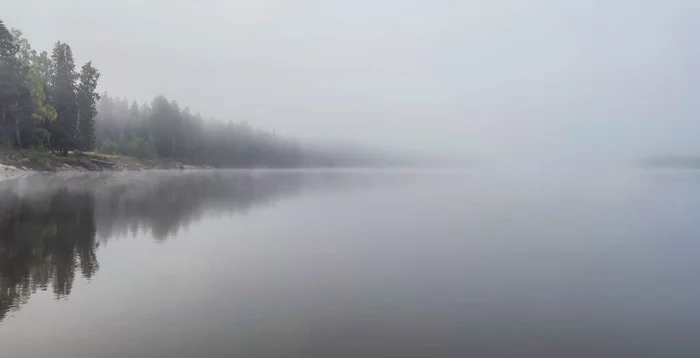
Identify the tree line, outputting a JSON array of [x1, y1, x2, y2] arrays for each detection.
[[0, 18, 411, 168], [0, 20, 99, 155], [95, 94, 302, 167], [0, 19, 305, 168]]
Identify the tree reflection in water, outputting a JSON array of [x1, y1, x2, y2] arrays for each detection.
[[0, 170, 308, 323]]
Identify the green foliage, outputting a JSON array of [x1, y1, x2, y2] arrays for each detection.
[[125, 137, 153, 159], [99, 139, 117, 154], [0, 23, 33, 149], [48, 41, 79, 155], [99, 137, 153, 159], [34, 127, 51, 147], [0, 20, 93, 152], [94, 92, 303, 168], [10, 29, 56, 149], [0, 20, 18, 57], [0, 18, 347, 168], [76, 61, 100, 152]]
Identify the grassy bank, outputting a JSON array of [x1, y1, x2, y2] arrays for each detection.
[[0, 150, 196, 172]]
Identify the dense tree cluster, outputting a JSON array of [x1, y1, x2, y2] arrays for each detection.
[[0, 19, 303, 167], [95, 94, 302, 167], [0, 20, 100, 154], [1, 18, 408, 168]]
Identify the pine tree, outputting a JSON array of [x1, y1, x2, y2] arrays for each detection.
[[48, 41, 78, 155], [11, 29, 56, 147], [77, 61, 100, 152], [0, 20, 29, 148]]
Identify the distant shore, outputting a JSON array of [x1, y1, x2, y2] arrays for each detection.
[[640, 156, 700, 169]]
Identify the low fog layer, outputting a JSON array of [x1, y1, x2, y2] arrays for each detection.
[[3, 0, 697, 163]]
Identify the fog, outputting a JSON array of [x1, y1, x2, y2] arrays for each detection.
[[3, 0, 697, 163]]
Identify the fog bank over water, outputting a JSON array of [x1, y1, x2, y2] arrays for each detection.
[[2, 0, 697, 162]]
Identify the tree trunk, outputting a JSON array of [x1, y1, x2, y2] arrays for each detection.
[[0, 102, 5, 128], [11, 96, 22, 149], [14, 117, 21, 149], [0, 103, 7, 148]]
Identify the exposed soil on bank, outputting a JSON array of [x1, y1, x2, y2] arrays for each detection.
[[0, 150, 200, 174]]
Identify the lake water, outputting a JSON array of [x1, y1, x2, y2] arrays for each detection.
[[1, 169, 700, 357]]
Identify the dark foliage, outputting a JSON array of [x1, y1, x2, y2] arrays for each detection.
[[0, 18, 396, 168]]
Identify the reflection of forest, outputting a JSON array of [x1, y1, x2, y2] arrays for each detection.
[[0, 189, 97, 323], [93, 171, 304, 240], [0, 171, 306, 323]]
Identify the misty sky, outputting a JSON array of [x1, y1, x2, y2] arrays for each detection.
[[2, 0, 698, 161]]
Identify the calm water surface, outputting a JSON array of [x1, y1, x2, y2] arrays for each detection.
[[1, 169, 699, 357]]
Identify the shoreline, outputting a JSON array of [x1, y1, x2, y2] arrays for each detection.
[[0, 150, 206, 176]]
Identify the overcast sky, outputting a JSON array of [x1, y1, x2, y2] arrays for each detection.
[[2, 0, 698, 161]]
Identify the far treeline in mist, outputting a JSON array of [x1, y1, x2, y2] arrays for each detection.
[[0, 19, 402, 168]]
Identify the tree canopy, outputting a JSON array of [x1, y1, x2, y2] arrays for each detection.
[[95, 94, 302, 168], [0, 18, 305, 167], [0, 18, 397, 168]]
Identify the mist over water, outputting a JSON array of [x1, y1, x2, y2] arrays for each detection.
[[1, 169, 700, 357], [3, 0, 698, 164], [0, 0, 697, 356]]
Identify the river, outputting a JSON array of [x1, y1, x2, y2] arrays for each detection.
[[1, 169, 699, 357]]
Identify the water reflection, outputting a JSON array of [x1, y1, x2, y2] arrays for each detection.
[[0, 170, 317, 323], [92, 171, 304, 240], [2, 170, 700, 357], [0, 189, 97, 322]]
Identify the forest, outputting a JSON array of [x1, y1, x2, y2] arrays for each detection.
[[0, 19, 351, 168], [94, 94, 302, 168], [0, 20, 98, 155]]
